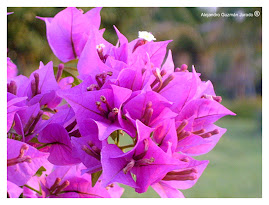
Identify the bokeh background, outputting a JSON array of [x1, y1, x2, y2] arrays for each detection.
[[7, 7, 262, 198]]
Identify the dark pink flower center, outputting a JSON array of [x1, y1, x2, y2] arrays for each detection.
[[49, 177, 70, 196], [163, 168, 198, 181], [82, 140, 101, 160], [95, 95, 119, 122], [123, 139, 155, 174], [7, 80, 17, 95], [151, 68, 175, 92], [132, 39, 147, 53], [7, 144, 32, 166], [176, 120, 220, 141], [31, 73, 41, 97], [56, 64, 64, 83]]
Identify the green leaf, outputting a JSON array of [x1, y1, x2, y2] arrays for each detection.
[[41, 107, 56, 114], [110, 131, 118, 141], [53, 66, 81, 86], [29, 137, 40, 144], [34, 166, 46, 177], [42, 114, 50, 120], [64, 66, 78, 71], [63, 69, 81, 86], [64, 59, 79, 67], [91, 170, 102, 187], [7, 128, 17, 135]]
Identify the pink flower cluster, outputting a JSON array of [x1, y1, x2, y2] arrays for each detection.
[[7, 7, 235, 198]]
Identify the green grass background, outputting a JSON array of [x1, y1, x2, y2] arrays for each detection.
[[119, 98, 262, 198]]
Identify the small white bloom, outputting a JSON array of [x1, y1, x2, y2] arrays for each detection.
[[96, 43, 105, 50], [138, 31, 156, 42]]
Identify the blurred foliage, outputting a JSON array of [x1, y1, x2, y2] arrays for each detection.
[[7, 7, 262, 100], [223, 97, 262, 120]]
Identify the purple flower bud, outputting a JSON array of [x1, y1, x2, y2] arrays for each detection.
[[56, 64, 64, 83], [7, 144, 32, 166]]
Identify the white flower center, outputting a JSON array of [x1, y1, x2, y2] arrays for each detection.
[[138, 31, 156, 42], [96, 43, 105, 50]]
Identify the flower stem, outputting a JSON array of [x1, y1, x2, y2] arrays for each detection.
[[119, 144, 135, 150], [36, 143, 51, 150], [24, 184, 42, 195], [116, 130, 120, 146]]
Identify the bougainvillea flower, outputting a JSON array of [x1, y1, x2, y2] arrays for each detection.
[[115, 68, 143, 91], [26, 62, 61, 108], [101, 121, 182, 193], [174, 98, 235, 155], [37, 7, 102, 62], [38, 123, 81, 165], [111, 26, 129, 64], [155, 69, 195, 113], [114, 52, 154, 92], [77, 28, 117, 80], [78, 26, 145, 80], [22, 159, 55, 198], [101, 121, 153, 188], [13, 103, 41, 138], [7, 57, 18, 80], [151, 154, 208, 198], [120, 90, 177, 138], [176, 98, 236, 128], [101, 143, 138, 189], [58, 84, 132, 140], [7, 138, 49, 186], [36, 104, 75, 131], [28, 105, 76, 148], [40, 164, 124, 198], [8, 61, 62, 109], [29, 62, 59, 94], [160, 154, 209, 189], [7, 75, 30, 97], [111, 26, 171, 77], [139, 40, 172, 67], [177, 123, 227, 156], [148, 152, 204, 197], [122, 91, 175, 127], [77, 27, 171, 82], [132, 138, 184, 193], [152, 118, 178, 153], [159, 66, 225, 114], [71, 120, 102, 174], [129, 38, 172, 68], [186, 66, 219, 102]]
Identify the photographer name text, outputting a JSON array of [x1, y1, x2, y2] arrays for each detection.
[[201, 11, 260, 18]]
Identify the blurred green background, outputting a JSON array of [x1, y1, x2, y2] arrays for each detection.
[[7, 7, 262, 198]]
